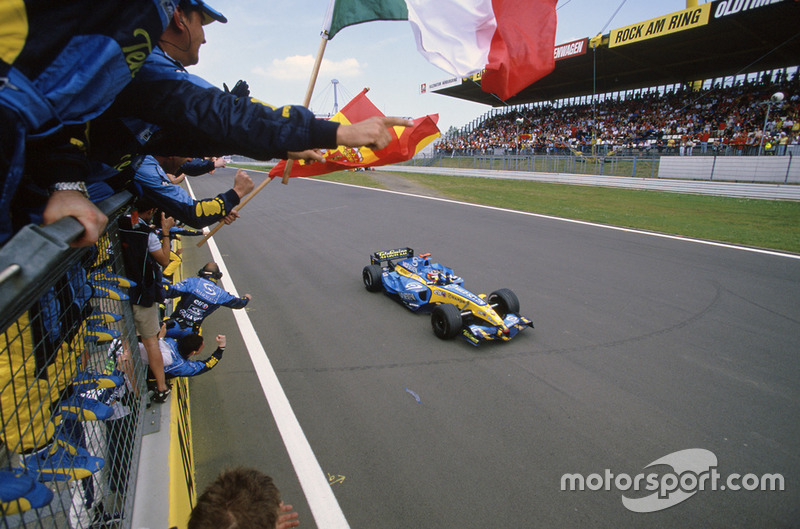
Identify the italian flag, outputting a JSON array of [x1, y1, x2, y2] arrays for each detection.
[[322, 0, 558, 101]]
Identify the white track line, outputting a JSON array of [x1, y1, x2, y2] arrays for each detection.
[[185, 180, 350, 529], [228, 167, 800, 260], [301, 177, 800, 261]]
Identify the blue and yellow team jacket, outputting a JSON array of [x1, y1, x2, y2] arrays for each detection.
[[161, 338, 224, 378], [134, 155, 239, 229], [0, 0, 176, 243], [0, 0, 174, 134], [165, 276, 249, 330], [89, 45, 341, 175]]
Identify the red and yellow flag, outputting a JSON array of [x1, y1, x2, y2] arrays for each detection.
[[269, 89, 440, 178]]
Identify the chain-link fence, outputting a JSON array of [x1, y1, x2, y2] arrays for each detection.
[[0, 192, 157, 528]]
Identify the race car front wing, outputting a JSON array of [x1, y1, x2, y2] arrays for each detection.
[[461, 313, 534, 346]]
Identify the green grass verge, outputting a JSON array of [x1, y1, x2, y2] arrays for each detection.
[[232, 164, 800, 254]]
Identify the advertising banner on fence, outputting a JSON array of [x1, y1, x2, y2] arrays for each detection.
[[609, 3, 711, 48], [424, 76, 462, 94], [554, 38, 587, 61], [712, 0, 789, 20]]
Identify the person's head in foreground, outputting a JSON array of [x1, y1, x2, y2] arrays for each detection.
[[188, 467, 281, 529]]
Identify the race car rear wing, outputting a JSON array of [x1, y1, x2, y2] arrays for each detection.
[[370, 247, 414, 265]]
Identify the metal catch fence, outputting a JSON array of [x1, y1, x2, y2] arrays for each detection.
[[0, 192, 153, 528]]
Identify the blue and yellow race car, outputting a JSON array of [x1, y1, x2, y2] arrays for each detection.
[[362, 248, 533, 345]]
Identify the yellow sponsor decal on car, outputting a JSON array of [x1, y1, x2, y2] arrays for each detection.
[[375, 249, 411, 260]]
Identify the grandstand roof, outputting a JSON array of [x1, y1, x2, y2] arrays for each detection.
[[431, 0, 800, 107]]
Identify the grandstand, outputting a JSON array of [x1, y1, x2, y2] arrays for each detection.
[[431, 0, 800, 106], [435, 76, 798, 157], [427, 0, 799, 162]]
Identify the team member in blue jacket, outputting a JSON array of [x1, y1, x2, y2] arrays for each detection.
[[140, 325, 227, 379], [134, 155, 253, 228], [164, 262, 250, 339], [0, 0, 188, 247], [85, 0, 412, 194], [165, 333, 226, 378]]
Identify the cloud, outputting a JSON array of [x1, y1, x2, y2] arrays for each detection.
[[254, 55, 364, 80]]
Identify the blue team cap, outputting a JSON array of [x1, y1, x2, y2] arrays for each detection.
[[182, 0, 227, 24]]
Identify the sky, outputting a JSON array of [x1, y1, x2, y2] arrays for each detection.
[[190, 1, 711, 134]]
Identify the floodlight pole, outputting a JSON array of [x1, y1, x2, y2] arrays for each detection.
[[332, 78, 340, 115], [590, 34, 602, 159]]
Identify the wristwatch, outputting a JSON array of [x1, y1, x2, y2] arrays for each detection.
[[50, 181, 90, 198]]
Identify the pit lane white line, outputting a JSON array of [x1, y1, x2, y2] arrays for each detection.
[[185, 181, 350, 529], [231, 167, 800, 260]]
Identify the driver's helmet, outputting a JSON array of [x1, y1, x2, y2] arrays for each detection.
[[426, 271, 440, 283]]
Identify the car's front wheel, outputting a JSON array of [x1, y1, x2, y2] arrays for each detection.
[[488, 288, 520, 317], [362, 265, 383, 292], [431, 304, 462, 339]]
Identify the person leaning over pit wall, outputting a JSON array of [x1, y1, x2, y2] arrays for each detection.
[[83, 0, 413, 203], [137, 324, 228, 381], [163, 262, 250, 340], [0, 0, 179, 248], [131, 154, 254, 229]]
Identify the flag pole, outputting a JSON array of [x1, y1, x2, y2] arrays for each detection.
[[282, 35, 329, 184], [196, 170, 274, 247], [197, 36, 329, 247]]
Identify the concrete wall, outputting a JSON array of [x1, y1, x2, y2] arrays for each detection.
[[658, 155, 799, 183]]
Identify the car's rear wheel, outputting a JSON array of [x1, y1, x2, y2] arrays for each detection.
[[362, 265, 383, 292], [431, 304, 462, 339], [488, 288, 520, 317]]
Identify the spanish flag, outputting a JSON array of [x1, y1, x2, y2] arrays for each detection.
[[269, 89, 440, 178]]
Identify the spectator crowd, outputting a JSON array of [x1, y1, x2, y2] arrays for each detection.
[[435, 71, 800, 157]]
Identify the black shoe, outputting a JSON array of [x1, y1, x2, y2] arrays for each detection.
[[92, 509, 123, 528], [151, 387, 171, 403]]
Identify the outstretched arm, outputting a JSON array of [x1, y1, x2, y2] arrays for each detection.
[[169, 336, 226, 377], [336, 116, 414, 150], [195, 335, 227, 375], [222, 292, 251, 309]]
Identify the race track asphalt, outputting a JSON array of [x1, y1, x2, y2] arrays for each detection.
[[182, 168, 799, 529]]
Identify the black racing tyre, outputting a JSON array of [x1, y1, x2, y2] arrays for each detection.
[[488, 288, 520, 317], [362, 265, 384, 292], [431, 304, 462, 340]]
